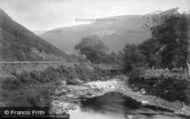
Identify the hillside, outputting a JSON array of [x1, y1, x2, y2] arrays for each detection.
[[40, 15, 151, 53], [0, 9, 67, 61]]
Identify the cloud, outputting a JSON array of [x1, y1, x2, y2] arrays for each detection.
[[0, 0, 189, 31]]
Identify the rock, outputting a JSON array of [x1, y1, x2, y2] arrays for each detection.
[[128, 115, 134, 119], [141, 100, 149, 105], [68, 78, 83, 85], [86, 79, 91, 82], [141, 89, 146, 94], [86, 66, 94, 70], [60, 80, 67, 86], [66, 94, 76, 98]]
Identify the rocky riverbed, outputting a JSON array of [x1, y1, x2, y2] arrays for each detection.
[[50, 78, 190, 117], [50, 80, 119, 114]]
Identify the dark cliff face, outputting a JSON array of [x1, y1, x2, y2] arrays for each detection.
[[0, 9, 66, 61]]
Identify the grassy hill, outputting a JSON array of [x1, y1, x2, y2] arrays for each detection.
[[40, 15, 151, 53], [0, 9, 67, 61]]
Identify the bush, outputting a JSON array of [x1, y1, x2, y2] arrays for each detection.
[[2, 87, 51, 108], [1, 77, 23, 90], [123, 44, 146, 73], [1, 63, 112, 108], [129, 76, 188, 102]]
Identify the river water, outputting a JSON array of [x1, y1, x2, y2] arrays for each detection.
[[69, 92, 189, 119]]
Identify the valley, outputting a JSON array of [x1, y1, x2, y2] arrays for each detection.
[[0, 7, 190, 119]]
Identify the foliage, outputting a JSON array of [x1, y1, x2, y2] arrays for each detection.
[[1, 63, 113, 91], [0, 11, 66, 61], [75, 35, 118, 64], [123, 44, 146, 72], [1, 64, 113, 107], [1, 87, 51, 107], [109, 52, 120, 64], [75, 35, 108, 53], [143, 8, 189, 69], [138, 38, 161, 68], [123, 9, 189, 71], [128, 76, 188, 102]]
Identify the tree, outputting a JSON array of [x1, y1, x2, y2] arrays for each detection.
[[123, 44, 146, 72], [138, 38, 161, 68], [186, 13, 190, 77], [109, 52, 119, 64], [75, 35, 108, 52], [144, 8, 189, 69], [74, 35, 109, 64]]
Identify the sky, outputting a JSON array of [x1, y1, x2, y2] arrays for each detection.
[[0, 0, 189, 31]]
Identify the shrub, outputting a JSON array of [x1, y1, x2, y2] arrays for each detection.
[[1, 77, 22, 90], [128, 76, 188, 102], [2, 87, 51, 108], [1, 63, 112, 108]]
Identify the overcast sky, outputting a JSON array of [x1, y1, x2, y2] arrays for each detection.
[[0, 0, 189, 31]]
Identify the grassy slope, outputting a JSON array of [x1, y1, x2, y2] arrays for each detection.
[[40, 15, 151, 53], [0, 9, 66, 61], [0, 62, 112, 107]]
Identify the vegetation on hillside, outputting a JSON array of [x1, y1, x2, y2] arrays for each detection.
[[75, 35, 119, 64], [0, 8, 189, 115], [41, 15, 151, 53], [129, 76, 188, 102], [122, 8, 189, 72], [121, 8, 190, 104], [0, 63, 113, 107], [0, 9, 66, 61]]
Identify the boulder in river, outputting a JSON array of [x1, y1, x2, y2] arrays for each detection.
[[68, 78, 83, 85]]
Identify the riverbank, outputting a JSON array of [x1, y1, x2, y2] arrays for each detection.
[[1, 63, 190, 117], [50, 78, 190, 116], [50, 80, 119, 114]]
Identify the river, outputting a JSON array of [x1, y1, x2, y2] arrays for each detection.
[[69, 92, 189, 119]]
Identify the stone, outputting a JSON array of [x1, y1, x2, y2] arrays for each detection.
[[68, 78, 83, 85]]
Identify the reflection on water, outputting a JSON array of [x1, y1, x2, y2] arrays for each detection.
[[69, 92, 189, 119]]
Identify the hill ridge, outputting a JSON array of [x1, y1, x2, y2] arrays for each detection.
[[40, 15, 151, 53], [0, 9, 67, 61]]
